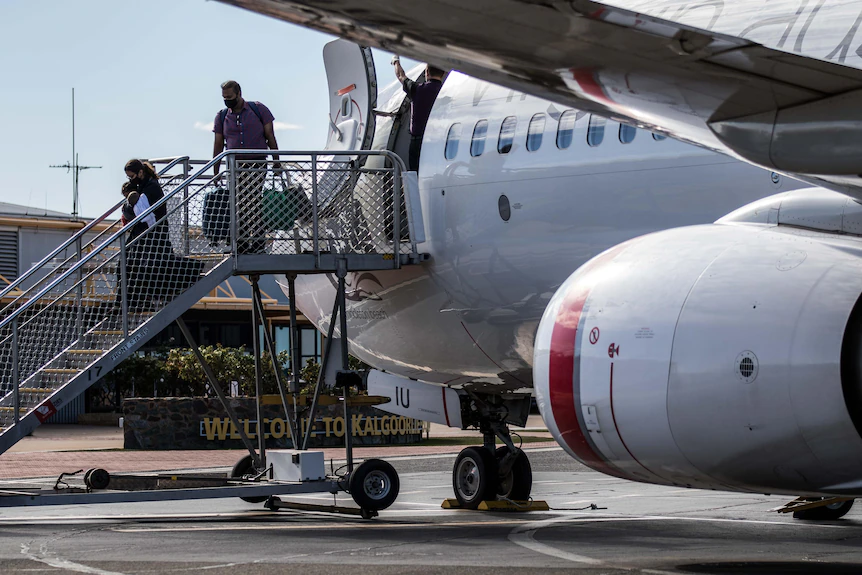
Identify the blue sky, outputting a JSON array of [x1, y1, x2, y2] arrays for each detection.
[[0, 0, 413, 218]]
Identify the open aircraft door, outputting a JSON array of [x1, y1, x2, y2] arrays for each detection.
[[323, 39, 377, 154]]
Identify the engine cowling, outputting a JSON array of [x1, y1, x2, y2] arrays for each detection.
[[534, 222, 862, 496]]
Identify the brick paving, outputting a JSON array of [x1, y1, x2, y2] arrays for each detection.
[[0, 441, 558, 480]]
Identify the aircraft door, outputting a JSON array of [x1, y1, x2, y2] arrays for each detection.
[[323, 39, 377, 153]]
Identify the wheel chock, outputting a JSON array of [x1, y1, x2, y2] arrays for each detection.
[[441, 499, 550, 511], [771, 496, 854, 514]]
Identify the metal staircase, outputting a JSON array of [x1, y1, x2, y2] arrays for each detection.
[[0, 150, 422, 456]]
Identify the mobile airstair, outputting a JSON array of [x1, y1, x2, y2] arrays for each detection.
[[0, 150, 424, 472]]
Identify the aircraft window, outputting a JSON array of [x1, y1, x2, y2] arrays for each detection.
[[471, 119, 488, 157], [619, 124, 637, 144], [652, 132, 667, 141], [587, 115, 606, 147], [526, 113, 546, 152], [556, 110, 577, 149], [445, 123, 461, 160], [498, 116, 517, 154]]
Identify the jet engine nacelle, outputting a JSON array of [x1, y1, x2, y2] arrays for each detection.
[[534, 223, 862, 496]]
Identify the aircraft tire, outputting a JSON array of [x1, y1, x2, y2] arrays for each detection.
[[453, 446, 498, 509], [792, 499, 854, 520], [349, 459, 400, 512], [230, 454, 268, 504], [495, 446, 532, 501]]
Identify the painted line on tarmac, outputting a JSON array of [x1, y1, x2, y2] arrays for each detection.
[[21, 541, 127, 575], [509, 515, 603, 565]]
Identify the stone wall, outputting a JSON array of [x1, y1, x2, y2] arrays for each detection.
[[123, 397, 426, 450]]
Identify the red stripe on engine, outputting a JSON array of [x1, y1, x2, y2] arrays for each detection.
[[548, 249, 629, 479]]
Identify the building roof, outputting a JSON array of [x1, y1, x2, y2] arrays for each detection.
[[0, 201, 75, 220]]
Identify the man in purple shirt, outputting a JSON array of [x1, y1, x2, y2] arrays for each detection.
[[393, 60, 445, 171], [212, 80, 279, 253]]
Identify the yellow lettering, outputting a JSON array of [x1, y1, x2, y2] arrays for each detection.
[[203, 418, 230, 440], [322, 417, 333, 437], [230, 421, 240, 439], [381, 416, 390, 436], [270, 418, 285, 439], [352, 414, 364, 436], [333, 416, 345, 438], [364, 416, 374, 436], [244, 419, 256, 439]]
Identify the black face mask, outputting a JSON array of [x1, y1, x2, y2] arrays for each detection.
[[224, 98, 238, 109]]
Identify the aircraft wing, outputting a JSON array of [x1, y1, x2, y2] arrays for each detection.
[[217, 0, 862, 198]]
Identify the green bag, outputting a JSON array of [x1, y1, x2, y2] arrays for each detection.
[[262, 175, 299, 231]]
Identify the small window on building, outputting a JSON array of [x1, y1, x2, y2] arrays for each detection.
[[498, 116, 517, 154], [556, 110, 577, 149], [445, 123, 461, 160], [471, 119, 488, 157], [526, 113, 546, 152], [587, 115, 606, 147], [619, 124, 637, 144], [652, 132, 667, 141]]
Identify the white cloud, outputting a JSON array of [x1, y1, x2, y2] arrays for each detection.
[[273, 121, 303, 131], [193, 121, 213, 131]]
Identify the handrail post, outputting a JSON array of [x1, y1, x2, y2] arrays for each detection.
[[393, 163, 402, 268], [311, 154, 320, 268], [120, 241, 129, 338], [75, 236, 84, 341], [12, 318, 19, 426], [228, 154, 237, 257], [182, 158, 190, 256]]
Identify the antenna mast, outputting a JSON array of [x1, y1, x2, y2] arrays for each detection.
[[50, 88, 101, 220]]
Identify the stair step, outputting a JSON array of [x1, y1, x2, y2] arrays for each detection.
[[90, 330, 123, 335], [0, 407, 28, 412], [41, 369, 78, 374], [67, 349, 106, 355], [19, 388, 54, 394]]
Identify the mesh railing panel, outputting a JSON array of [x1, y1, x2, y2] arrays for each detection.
[[0, 152, 409, 428]]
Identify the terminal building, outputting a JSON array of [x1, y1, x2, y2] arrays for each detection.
[[0, 201, 321, 423]]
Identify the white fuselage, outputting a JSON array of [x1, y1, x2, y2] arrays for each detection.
[[288, 72, 805, 392]]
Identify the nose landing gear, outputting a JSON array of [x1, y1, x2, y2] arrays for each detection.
[[450, 394, 534, 509]]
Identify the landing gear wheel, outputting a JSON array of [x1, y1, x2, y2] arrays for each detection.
[[349, 459, 400, 512], [453, 446, 498, 509], [792, 499, 854, 520], [85, 468, 110, 490], [494, 446, 532, 501], [230, 454, 268, 504]]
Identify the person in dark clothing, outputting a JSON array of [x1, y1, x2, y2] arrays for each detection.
[[393, 59, 445, 171], [121, 159, 204, 311]]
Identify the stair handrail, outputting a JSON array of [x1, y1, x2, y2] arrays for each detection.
[[0, 156, 191, 302], [0, 149, 406, 334]]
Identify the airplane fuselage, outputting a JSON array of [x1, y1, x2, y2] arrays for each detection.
[[289, 72, 806, 392]]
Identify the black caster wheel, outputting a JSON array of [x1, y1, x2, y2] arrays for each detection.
[[230, 454, 268, 504], [85, 468, 110, 490], [349, 459, 400, 512], [452, 446, 498, 509]]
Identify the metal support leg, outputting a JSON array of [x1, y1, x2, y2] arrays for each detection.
[[481, 421, 496, 454], [302, 295, 340, 450], [336, 258, 354, 473], [287, 274, 301, 395], [175, 318, 261, 469], [251, 277, 299, 447], [250, 275, 266, 468]]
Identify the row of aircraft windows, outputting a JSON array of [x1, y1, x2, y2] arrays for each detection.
[[444, 112, 668, 160]]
